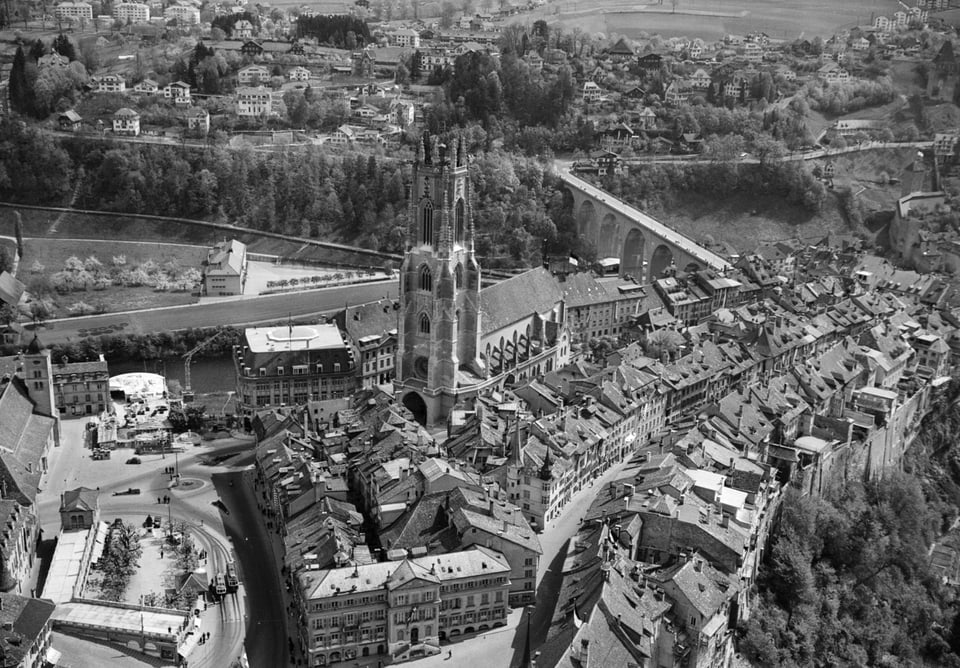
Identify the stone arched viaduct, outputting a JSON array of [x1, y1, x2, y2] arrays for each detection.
[[563, 170, 732, 282]]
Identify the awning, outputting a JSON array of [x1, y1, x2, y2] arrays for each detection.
[[45, 646, 63, 665]]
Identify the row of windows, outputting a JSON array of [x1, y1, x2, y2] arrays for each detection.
[[257, 363, 342, 376], [311, 609, 387, 629], [313, 627, 386, 647], [311, 594, 387, 612]]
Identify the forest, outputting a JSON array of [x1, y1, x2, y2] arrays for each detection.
[[594, 159, 828, 216], [0, 120, 568, 267], [741, 382, 960, 667]]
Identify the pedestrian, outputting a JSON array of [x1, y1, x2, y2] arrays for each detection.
[[158, 497, 161, 504], [160, 549, 164, 558]]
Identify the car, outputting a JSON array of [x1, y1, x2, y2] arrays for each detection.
[[126, 457, 141, 465], [113, 487, 141, 496], [212, 500, 230, 515]]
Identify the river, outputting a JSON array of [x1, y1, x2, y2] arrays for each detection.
[[107, 355, 237, 394]]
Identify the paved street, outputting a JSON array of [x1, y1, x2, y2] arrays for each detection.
[[37, 420, 258, 668], [32, 279, 398, 345], [218, 467, 290, 668]]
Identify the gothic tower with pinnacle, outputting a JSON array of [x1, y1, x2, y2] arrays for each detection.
[[397, 134, 482, 426]]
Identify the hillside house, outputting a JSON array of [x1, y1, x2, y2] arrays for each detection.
[[58, 110, 82, 131], [690, 68, 711, 89], [163, 81, 191, 105], [636, 106, 657, 130], [92, 74, 125, 93], [388, 28, 420, 48], [133, 79, 159, 94], [582, 81, 602, 103], [935, 133, 959, 158], [233, 18, 254, 38], [638, 53, 663, 71], [288, 66, 311, 81], [608, 37, 636, 62], [818, 61, 850, 83], [235, 87, 276, 117], [664, 80, 690, 105], [237, 64, 270, 86], [240, 40, 264, 57], [599, 123, 635, 149], [112, 108, 140, 136], [186, 107, 210, 133]]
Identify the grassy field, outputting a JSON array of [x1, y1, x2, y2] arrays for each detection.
[[0, 206, 392, 268], [19, 238, 208, 277], [1, 237, 205, 317], [517, 0, 903, 41]]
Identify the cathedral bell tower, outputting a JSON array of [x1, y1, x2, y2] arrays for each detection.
[[396, 134, 482, 426]]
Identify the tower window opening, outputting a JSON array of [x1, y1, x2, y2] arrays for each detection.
[[455, 199, 465, 243], [419, 313, 431, 334], [421, 200, 434, 246], [454, 263, 463, 289], [419, 265, 433, 292]]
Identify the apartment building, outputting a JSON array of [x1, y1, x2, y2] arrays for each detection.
[[52, 357, 109, 418], [297, 547, 511, 665]]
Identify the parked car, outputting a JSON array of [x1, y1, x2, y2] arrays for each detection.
[[113, 488, 141, 496]]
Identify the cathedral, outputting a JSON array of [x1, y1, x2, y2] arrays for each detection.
[[396, 135, 570, 426]]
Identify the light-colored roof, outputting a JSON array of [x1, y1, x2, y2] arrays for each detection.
[[244, 323, 346, 354], [300, 546, 510, 600]]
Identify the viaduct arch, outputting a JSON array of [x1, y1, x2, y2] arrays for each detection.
[[559, 168, 732, 282]]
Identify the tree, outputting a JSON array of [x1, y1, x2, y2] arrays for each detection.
[[642, 328, 683, 360], [449, 51, 502, 125], [28, 39, 46, 62], [9, 47, 32, 115], [439, 1, 456, 28], [52, 33, 77, 61]]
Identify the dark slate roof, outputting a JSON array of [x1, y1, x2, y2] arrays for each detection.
[[0, 272, 24, 308], [480, 267, 562, 335], [53, 359, 108, 376], [0, 377, 54, 505], [336, 298, 399, 343], [0, 593, 55, 665], [559, 272, 608, 308]]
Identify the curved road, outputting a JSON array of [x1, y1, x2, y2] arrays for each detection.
[[39, 430, 264, 668], [32, 280, 399, 346]]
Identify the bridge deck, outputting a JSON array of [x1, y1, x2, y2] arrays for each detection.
[[560, 171, 733, 272]]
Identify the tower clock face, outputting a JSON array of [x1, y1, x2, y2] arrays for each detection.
[[414, 356, 430, 379]]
